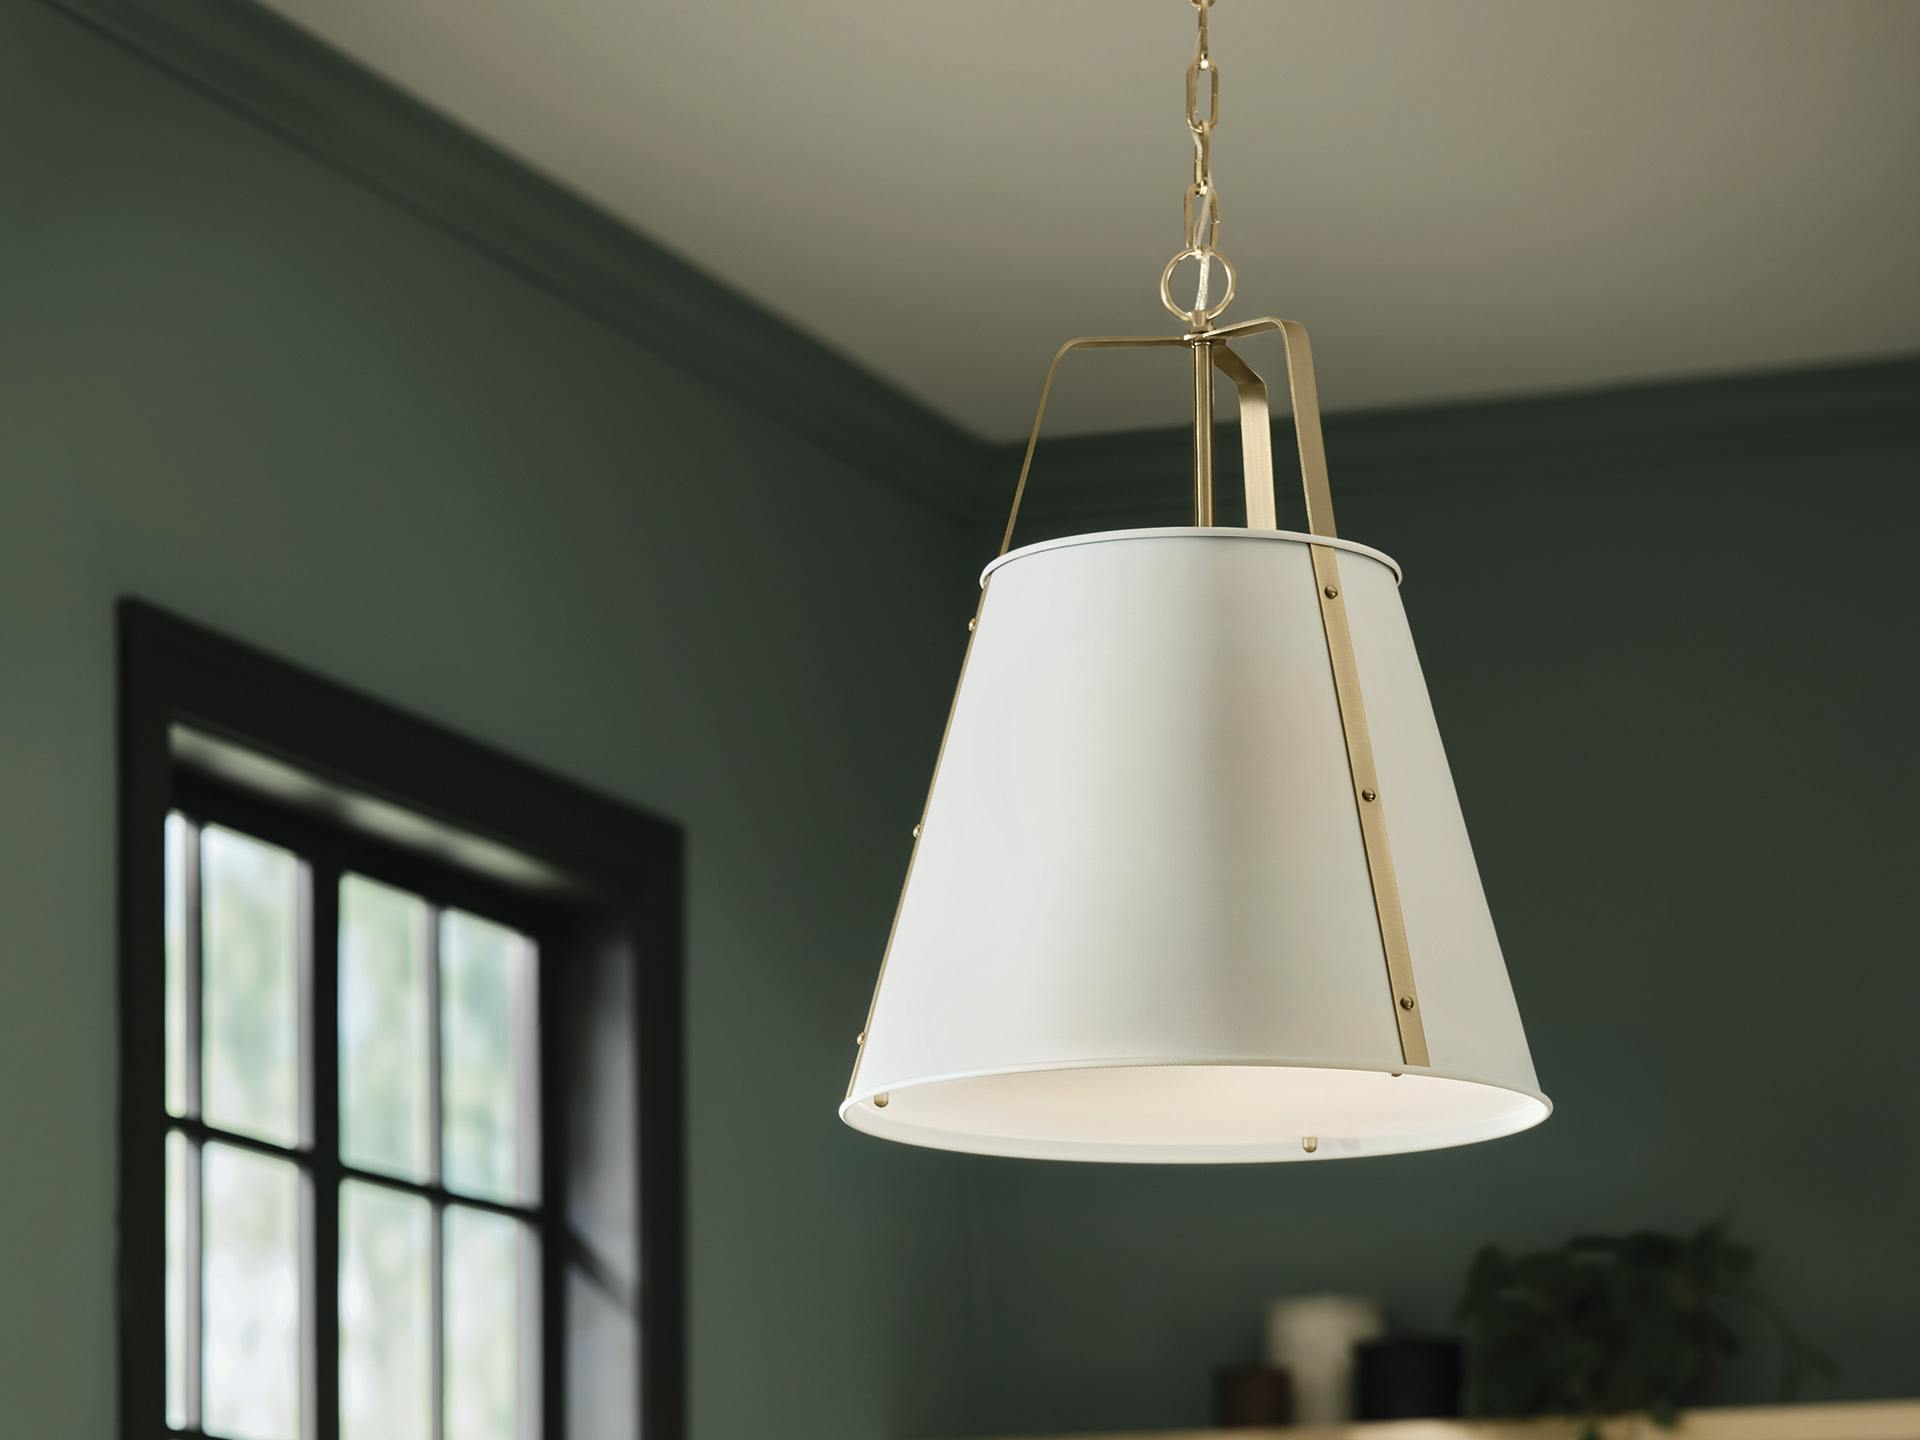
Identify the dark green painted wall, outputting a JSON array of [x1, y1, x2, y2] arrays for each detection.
[[0, 5, 982, 1437], [3, 4, 1916, 1438]]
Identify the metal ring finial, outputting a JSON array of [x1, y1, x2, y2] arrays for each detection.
[[1161, 247, 1237, 326]]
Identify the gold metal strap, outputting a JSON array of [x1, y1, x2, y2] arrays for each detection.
[[1206, 317, 1336, 534], [1213, 319, 1428, 1066], [1309, 544, 1428, 1066], [1192, 341, 1217, 525], [1000, 334, 1191, 557], [1209, 345, 1275, 530]]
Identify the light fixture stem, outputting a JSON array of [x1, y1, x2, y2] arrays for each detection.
[[1192, 338, 1216, 524]]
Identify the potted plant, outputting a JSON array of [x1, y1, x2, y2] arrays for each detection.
[[1456, 1222, 1831, 1439]]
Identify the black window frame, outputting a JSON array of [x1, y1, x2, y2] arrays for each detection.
[[118, 600, 685, 1440]]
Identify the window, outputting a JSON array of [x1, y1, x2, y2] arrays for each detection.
[[164, 805, 545, 1440], [121, 602, 685, 1440]]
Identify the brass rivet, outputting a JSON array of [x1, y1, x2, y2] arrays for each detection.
[[967, 618, 976, 632], [1302, 1136, 1319, 1154], [1323, 585, 1338, 599], [1399, 995, 1416, 1011], [874, 1092, 890, 1109], [1361, 787, 1377, 803], [856, 1031, 866, 1046], [912, 823, 923, 838]]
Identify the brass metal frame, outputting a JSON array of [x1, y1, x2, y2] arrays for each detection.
[[995, 317, 1428, 1070], [999, 333, 1192, 557], [850, 315, 1431, 1100]]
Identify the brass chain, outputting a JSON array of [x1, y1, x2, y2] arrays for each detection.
[[1161, 0, 1236, 327]]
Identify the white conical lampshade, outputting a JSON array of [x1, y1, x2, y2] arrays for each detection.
[[841, 526, 1548, 1162]]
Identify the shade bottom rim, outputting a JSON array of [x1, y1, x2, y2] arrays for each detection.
[[840, 1058, 1551, 1163]]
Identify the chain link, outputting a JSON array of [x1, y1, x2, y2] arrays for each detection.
[[1161, 0, 1235, 327]]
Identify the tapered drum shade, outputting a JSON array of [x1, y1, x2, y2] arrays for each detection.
[[838, 7, 1551, 1163], [841, 527, 1549, 1162]]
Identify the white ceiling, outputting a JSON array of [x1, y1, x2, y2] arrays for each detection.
[[259, 0, 1920, 440]]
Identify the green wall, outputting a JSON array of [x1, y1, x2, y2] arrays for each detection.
[[3, 4, 1916, 1439], [0, 4, 981, 1436]]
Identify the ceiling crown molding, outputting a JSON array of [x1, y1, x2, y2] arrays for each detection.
[[39, 0, 1920, 540], [42, 0, 989, 517]]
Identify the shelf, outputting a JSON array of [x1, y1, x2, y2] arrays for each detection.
[[969, 1399, 1920, 1440]]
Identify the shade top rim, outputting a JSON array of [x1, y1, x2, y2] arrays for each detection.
[[982, 526, 1404, 588]]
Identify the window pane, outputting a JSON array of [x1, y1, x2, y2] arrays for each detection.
[[441, 910, 537, 1203], [445, 1205, 535, 1440], [202, 826, 302, 1146], [341, 1181, 432, 1440], [565, 1270, 636, 1440], [340, 876, 431, 1181], [165, 1131, 191, 1430], [202, 1143, 300, 1440], [165, 814, 191, 1118]]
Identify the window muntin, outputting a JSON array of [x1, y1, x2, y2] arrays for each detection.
[[163, 810, 543, 1440]]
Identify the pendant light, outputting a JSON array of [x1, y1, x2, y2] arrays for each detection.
[[839, 0, 1550, 1162]]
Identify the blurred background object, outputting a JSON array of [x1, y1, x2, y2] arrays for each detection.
[[1212, 1365, 1294, 1429], [1357, 1335, 1465, 1421], [1267, 1295, 1386, 1425]]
